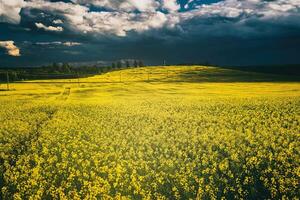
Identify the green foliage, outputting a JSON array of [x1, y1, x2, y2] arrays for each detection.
[[117, 61, 122, 69], [138, 60, 144, 67], [126, 61, 130, 68], [134, 60, 138, 68]]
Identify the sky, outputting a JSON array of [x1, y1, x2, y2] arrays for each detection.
[[0, 0, 300, 67]]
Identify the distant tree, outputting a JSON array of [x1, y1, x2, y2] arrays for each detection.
[[52, 62, 59, 68], [10, 72, 18, 81], [3, 72, 18, 82], [126, 60, 130, 68], [52, 63, 60, 73], [117, 61, 122, 68], [138, 60, 144, 67], [102, 67, 108, 72], [106, 66, 112, 71], [112, 62, 116, 69], [62, 63, 71, 73], [133, 60, 138, 68]]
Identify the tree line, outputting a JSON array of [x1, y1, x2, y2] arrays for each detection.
[[0, 60, 145, 82], [112, 60, 144, 69]]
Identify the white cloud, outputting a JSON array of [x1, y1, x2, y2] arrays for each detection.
[[35, 41, 62, 45], [121, 0, 159, 12], [0, 0, 24, 24], [35, 22, 63, 32], [62, 42, 82, 46], [161, 0, 180, 12], [71, 0, 159, 12], [24, 0, 178, 36], [20, 0, 300, 37], [183, 0, 300, 19], [180, 0, 300, 28], [70, 10, 176, 36], [0, 41, 20, 56], [184, 0, 193, 9], [34, 41, 81, 46], [53, 19, 63, 24]]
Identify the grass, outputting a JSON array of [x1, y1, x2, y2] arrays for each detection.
[[0, 66, 299, 199]]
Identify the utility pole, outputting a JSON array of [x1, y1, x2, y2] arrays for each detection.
[[6, 71, 9, 91]]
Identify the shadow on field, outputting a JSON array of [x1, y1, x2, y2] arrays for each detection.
[[177, 67, 300, 83]]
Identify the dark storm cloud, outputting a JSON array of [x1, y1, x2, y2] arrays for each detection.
[[0, 0, 300, 67]]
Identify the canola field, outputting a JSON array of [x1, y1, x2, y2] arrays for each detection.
[[0, 66, 299, 199]]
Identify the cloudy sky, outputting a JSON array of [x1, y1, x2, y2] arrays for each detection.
[[0, 0, 300, 67]]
